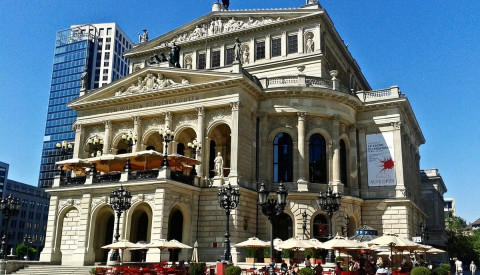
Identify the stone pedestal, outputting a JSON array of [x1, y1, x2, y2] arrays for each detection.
[[157, 167, 171, 179], [212, 176, 224, 187]]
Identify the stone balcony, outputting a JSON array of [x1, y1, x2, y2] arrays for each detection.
[[356, 86, 403, 103]]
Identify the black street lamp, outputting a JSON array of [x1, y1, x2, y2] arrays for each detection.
[[317, 186, 341, 263], [218, 183, 240, 263], [258, 182, 288, 275], [122, 131, 138, 153], [0, 194, 20, 259], [187, 139, 201, 176], [87, 135, 103, 157], [109, 186, 132, 262], [56, 140, 73, 157], [302, 210, 308, 239], [420, 223, 429, 262], [344, 215, 350, 238], [159, 127, 174, 168]]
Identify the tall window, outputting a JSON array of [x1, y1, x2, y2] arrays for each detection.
[[272, 213, 293, 240], [273, 133, 293, 183], [211, 50, 220, 67], [288, 34, 298, 54], [340, 139, 347, 186], [177, 143, 185, 156], [256, 41, 265, 60], [198, 53, 206, 69], [271, 37, 281, 57], [309, 134, 327, 183], [226, 47, 235, 65]]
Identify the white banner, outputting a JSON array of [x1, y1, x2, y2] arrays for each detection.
[[366, 132, 396, 186]]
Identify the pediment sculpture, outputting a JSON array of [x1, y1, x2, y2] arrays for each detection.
[[170, 16, 283, 44], [115, 73, 190, 96]]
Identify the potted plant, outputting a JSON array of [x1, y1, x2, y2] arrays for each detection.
[[341, 265, 350, 275], [336, 256, 345, 265], [226, 266, 242, 275], [410, 266, 430, 275], [281, 249, 294, 264], [190, 262, 207, 275], [245, 248, 255, 263], [264, 248, 271, 264]]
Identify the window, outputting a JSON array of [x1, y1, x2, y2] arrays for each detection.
[[103, 76, 108, 81], [106, 37, 111, 42], [256, 41, 265, 60], [273, 133, 293, 182], [288, 34, 298, 54], [271, 37, 281, 57], [211, 50, 220, 68], [272, 213, 292, 240], [340, 139, 347, 186], [313, 214, 329, 241], [197, 53, 206, 69], [177, 143, 185, 156], [309, 134, 327, 183], [226, 47, 235, 65], [104, 52, 110, 60], [104, 61, 109, 67], [107, 28, 112, 35], [105, 44, 111, 50]]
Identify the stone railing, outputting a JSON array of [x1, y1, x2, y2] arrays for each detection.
[[259, 75, 353, 95], [60, 176, 86, 187], [128, 170, 160, 181], [357, 86, 403, 102]]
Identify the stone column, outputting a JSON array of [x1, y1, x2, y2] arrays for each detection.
[[71, 193, 92, 266], [205, 47, 211, 69], [103, 120, 112, 155], [258, 114, 268, 181], [133, 116, 141, 152], [39, 195, 61, 264], [330, 115, 344, 192], [358, 126, 368, 192], [281, 31, 287, 57], [229, 101, 240, 185], [298, 28, 304, 54], [392, 121, 405, 197], [297, 112, 308, 191], [196, 107, 206, 179], [164, 112, 173, 154], [73, 123, 84, 159], [315, 24, 322, 52], [348, 127, 359, 196]]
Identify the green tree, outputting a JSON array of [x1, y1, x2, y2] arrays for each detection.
[[446, 214, 479, 265]]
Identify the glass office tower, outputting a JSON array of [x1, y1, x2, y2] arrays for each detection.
[[38, 24, 133, 188]]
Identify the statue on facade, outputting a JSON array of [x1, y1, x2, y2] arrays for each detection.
[[306, 36, 314, 53], [80, 69, 88, 90], [221, 0, 229, 10], [214, 152, 224, 177], [234, 37, 242, 63], [138, 29, 149, 43], [169, 43, 181, 68]]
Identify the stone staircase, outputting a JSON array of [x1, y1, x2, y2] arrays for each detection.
[[12, 265, 95, 275]]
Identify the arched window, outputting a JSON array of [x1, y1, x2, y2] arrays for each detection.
[[340, 139, 347, 186], [309, 134, 327, 183], [177, 143, 185, 156], [146, 145, 155, 151], [312, 214, 329, 241], [273, 133, 293, 183]]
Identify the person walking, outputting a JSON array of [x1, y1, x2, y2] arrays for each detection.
[[455, 258, 463, 275], [470, 261, 477, 275]]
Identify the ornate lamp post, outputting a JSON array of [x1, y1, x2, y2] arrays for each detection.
[[122, 131, 138, 153], [420, 223, 429, 263], [87, 135, 103, 157], [187, 139, 201, 176], [159, 127, 174, 168], [217, 183, 240, 263], [302, 210, 308, 239], [56, 140, 73, 156], [317, 186, 341, 263], [109, 186, 132, 262], [258, 182, 288, 275], [0, 194, 20, 259]]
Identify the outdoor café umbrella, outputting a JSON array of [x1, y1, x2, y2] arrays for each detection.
[[56, 158, 90, 175], [234, 236, 270, 267], [146, 239, 171, 262], [102, 240, 137, 263], [124, 150, 164, 171], [277, 237, 316, 262], [165, 154, 201, 172], [366, 233, 410, 261], [88, 154, 127, 173], [126, 241, 150, 262], [319, 233, 364, 262]]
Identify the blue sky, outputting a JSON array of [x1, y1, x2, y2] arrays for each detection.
[[0, 0, 479, 223]]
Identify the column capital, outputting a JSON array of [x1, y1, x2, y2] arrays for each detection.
[[391, 121, 402, 129], [72, 122, 82, 132], [297, 112, 307, 120], [196, 107, 206, 116], [103, 120, 112, 128], [230, 101, 241, 111], [164, 112, 173, 120], [132, 116, 141, 123]]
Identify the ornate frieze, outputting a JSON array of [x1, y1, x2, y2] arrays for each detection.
[[170, 16, 284, 44], [84, 125, 104, 140], [174, 112, 198, 128], [206, 108, 232, 126], [143, 117, 165, 133], [113, 121, 133, 137], [268, 115, 296, 133], [115, 73, 190, 97]]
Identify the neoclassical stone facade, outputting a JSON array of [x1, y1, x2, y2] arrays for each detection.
[[40, 2, 430, 266]]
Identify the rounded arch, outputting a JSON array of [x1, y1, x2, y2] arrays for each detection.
[[55, 205, 81, 263], [206, 119, 231, 134], [267, 127, 298, 143], [273, 132, 294, 183], [167, 203, 192, 261], [83, 134, 105, 158], [207, 123, 231, 178], [111, 132, 132, 154], [345, 213, 358, 237], [126, 201, 153, 242], [305, 128, 332, 144], [311, 210, 329, 241], [272, 211, 294, 241], [90, 204, 115, 262], [142, 129, 164, 153], [308, 133, 328, 183], [174, 126, 197, 157]]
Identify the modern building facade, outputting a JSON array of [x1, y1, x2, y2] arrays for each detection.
[[0, 162, 9, 198], [40, 1, 442, 266], [38, 23, 133, 188]]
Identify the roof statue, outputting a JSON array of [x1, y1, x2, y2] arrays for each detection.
[[221, 0, 229, 10], [138, 29, 149, 43]]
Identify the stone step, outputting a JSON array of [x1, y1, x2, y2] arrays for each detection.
[[12, 265, 95, 275]]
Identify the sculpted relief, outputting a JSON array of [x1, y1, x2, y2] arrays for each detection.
[[170, 16, 283, 44], [115, 73, 190, 97]]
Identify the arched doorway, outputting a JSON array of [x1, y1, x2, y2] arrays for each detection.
[[313, 214, 329, 242], [92, 206, 115, 263], [129, 204, 152, 262], [272, 213, 293, 240], [168, 209, 183, 261], [59, 208, 80, 263], [208, 123, 231, 178]]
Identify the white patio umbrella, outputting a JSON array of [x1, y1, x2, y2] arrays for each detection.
[[146, 239, 172, 263], [366, 233, 411, 261], [234, 236, 270, 268], [277, 237, 316, 250], [102, 240, 137, 264]]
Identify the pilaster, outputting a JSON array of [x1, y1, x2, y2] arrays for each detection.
[[348, 127, 359, 196], [297, 112, 308, 191], [71, 193, 93, 266], [73, 123, 84, 159], [196, 107, 206, 180], [330, 115, 344, 192], [133, 116, 141, 152], [229, 101, 240, 185], [298, 28, 304, 54], [103, 121, 112, 155], [392, 121, 405, 197], [39, 195, 61, 263]]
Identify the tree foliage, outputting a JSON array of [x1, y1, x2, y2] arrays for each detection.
[[445, 214, 480, 265]]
